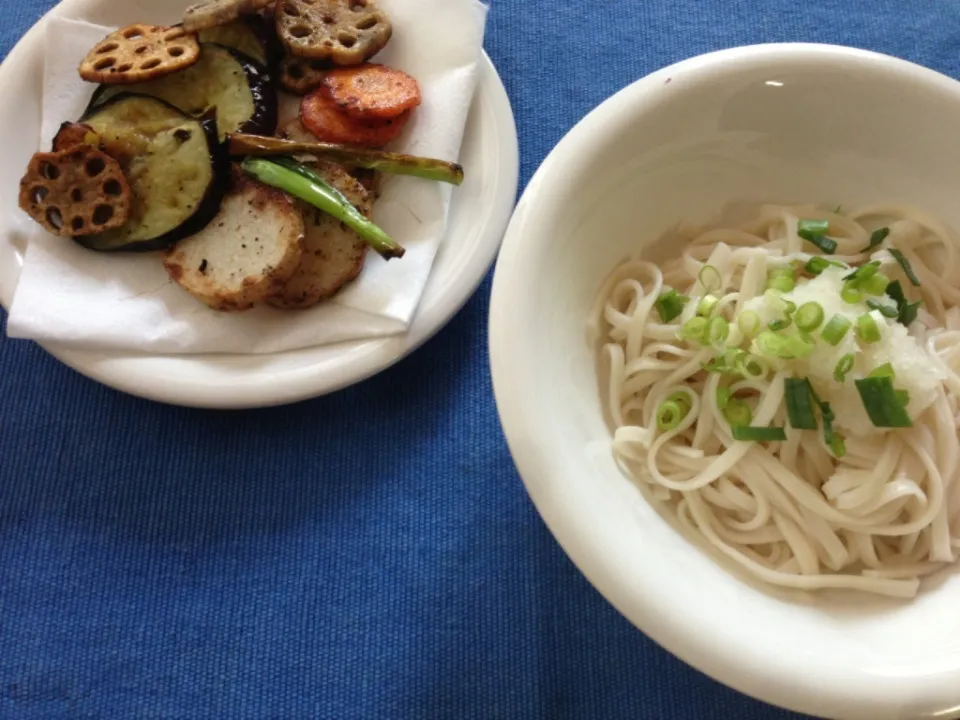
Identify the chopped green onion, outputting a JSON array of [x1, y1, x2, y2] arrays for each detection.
[[698, 265, 722, 292], [784, 334, 815, 359], [805, 257, 829, 276], [868, 362, 895, 379], [805, 257, 845, 275], [724, 400, 753, 427], [798, 219, 829, 235], [707, 316, 729, 345], [738, 310, 761, 337], [856, 313, 881, 343], [769, 318, 792, 331], [862, 273, 890, 296], [767, 276, 795, 293], [843, 261, 880, 284], [833, 204, 843, 214], [696, 294, 719, 317], [783, 300, 797, 316], [820, 314, 852, 346], [657, 400, 687, 431], [667, 390, 693, 417], [738, 355, 767, 379], [829, 434, 847, 458], [795, 302, 825, 331], [859, 227, 890, 254], [840, 282, 863, 304], [732, 425, 787, 442], [865, 299, 899, 319], [798, 219, 838, 254], [680, 317, 707, 343], [716, 387, 731, 411], [785, 378, 818, 430], [888, 248, 921, 287], [834, 354, 855, 382], [886, 280, 922, 326], [755, 330, 787, 357], [766, 267, 796, 293], [655, 289, 689, 323], [895, 389, 910, 407], [855, 376, 913, 428], [764, 289, 787, 312]]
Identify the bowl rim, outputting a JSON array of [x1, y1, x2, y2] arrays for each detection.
[[489, 42, 960, 720]]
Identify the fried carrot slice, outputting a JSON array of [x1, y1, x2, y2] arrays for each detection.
[[321, 63, 421, 120], [300, 89, 410, 148]]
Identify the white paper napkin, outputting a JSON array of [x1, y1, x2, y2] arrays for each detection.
[[6, 0, 487, 354]]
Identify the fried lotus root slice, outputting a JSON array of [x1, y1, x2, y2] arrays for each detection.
[[18, 146, 131, 237], [279, 55, 331, 95], [300, 89, 410, 148], [79, 25, 200, 85], [276, 0, 392, 65], [321, 63, 421, 119], [183, 0, 277, 33]]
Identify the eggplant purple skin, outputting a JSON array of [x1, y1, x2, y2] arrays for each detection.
[[233, 46, 279, 137], [73, 93, 228, 253], [85, 44, 279, 140]]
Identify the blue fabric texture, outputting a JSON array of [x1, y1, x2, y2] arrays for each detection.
[[3, 1, 960, 718]]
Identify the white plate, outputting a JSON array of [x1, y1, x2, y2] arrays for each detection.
[[0, 0, 518, 409]]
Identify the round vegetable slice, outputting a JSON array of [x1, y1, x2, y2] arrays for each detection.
[[79, 24, 200, 85], [88, 43, 278, 141], [76, 93, 226, 252], [300, 89, 410, 148], [18, 145, 132, 237], [321, 63, 421, 120]]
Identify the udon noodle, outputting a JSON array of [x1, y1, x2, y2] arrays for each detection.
[[591, 205, 960, 598]]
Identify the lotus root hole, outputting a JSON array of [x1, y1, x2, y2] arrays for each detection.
[[71, 188, 83, 202], [85, 157, 106, 177], [94, 57, 116, 71], [135, 45, 148, 55], [97, 42, 119, 54], [117, 63, 132, 73], [323, 40, 334, 46], [338, 33, 357, 48], [289, 25, 312, 39], [283, 3, 299, 16], [46, 207, 63, 230], [141, 58, 162, 70], [92, 205, 114, 225], [351, 0, 367, 9], [168, 46, 185, 58], [40, 162, 60, 180], [323, 14, 335, 23], [31, 186, 48, 204], [287, 63, 304, 79], [123, 28, 143, 39], [71, 217, 85, 232], [103, 179, 123, 196], [356, 16, 378, 30]]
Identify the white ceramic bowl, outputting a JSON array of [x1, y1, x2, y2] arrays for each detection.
[[489, 43, 960, 720]]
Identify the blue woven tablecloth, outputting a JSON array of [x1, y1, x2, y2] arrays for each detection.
[[3, 1, 959, 718]]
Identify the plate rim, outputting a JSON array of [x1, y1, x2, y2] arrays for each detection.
[[0, 0, 519, 409]]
